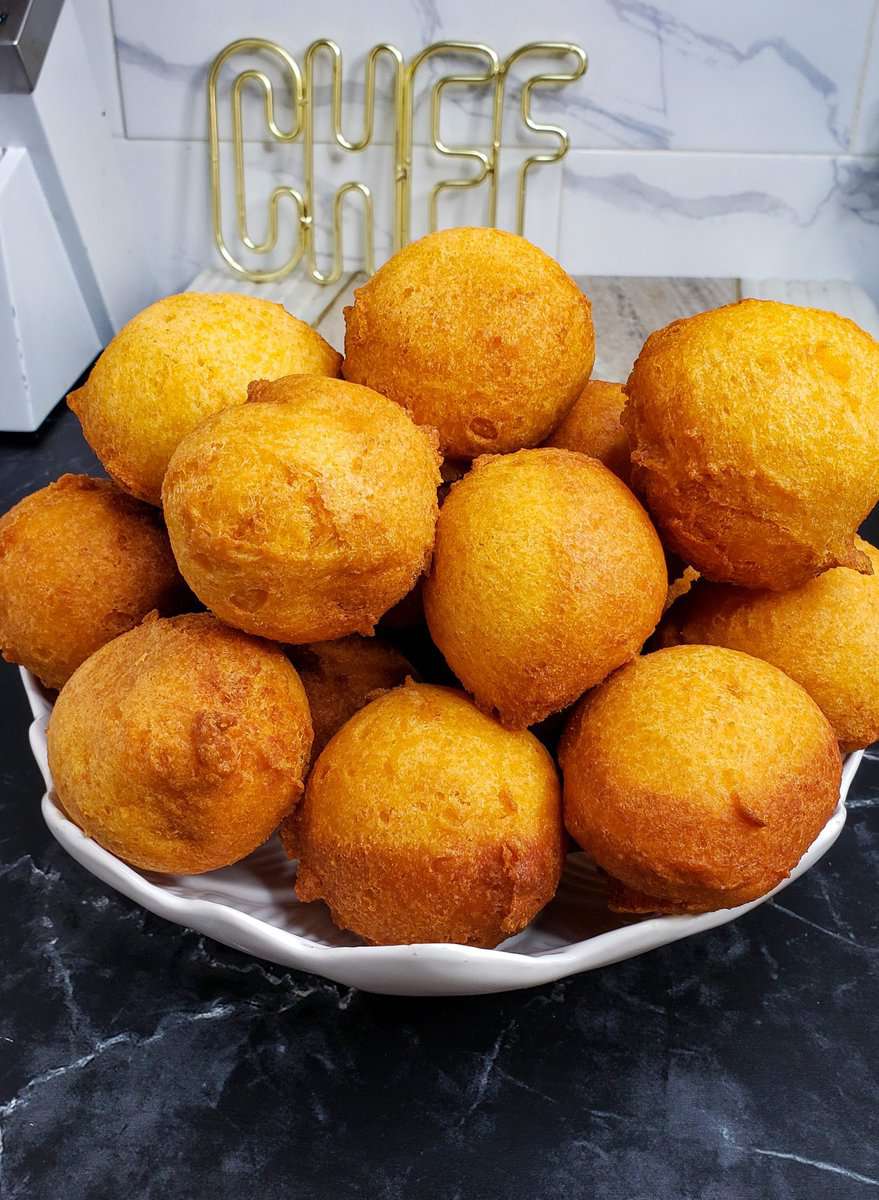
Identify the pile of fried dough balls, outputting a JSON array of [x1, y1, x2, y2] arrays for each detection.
[[2, 225, 879, 948]]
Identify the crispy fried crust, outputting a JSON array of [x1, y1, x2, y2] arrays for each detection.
[[161, 376, 442, 643], [660, 538, 879, 751], [0, 474, 185, 689], [284, 681, 564, 946], [623, 299, 879, 590], [560, 645, 841, 913], [287, 635, 413, 761], [343, 227, 595, 459], [68, 292, 341, 505], [544, 380, 631, 484], [47, 613, 313, 874], [423, 448, 667, 728]]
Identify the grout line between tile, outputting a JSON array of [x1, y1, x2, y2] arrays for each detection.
[[528, 148, 879, 163], [107, 0, 130, 141], [849, 0, 879, 153], [107, 136, 879, 164]]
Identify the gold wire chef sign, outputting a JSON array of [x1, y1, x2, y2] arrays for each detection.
[[208, 38, 587, 284]]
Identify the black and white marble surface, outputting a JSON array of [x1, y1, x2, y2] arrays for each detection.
[[1, 321, 878, 1199]]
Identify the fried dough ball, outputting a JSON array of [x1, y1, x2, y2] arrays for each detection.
[[560, 646, 841, 914], [47, 613, 312, 874], [288, 635, 413, 760], [544, 380, 630, 483], [0, 474, 184, 689], [284, 681, 563, 946], [423, 449, 667, 728], [69, 292, 340, 505], [343, 227, 595, 459], [162, 376, 441, 643], [660, 538, 879, 751], [623, 299, 879, 590]]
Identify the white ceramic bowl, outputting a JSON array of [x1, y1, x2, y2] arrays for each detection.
[[22, 667, 862, 997]]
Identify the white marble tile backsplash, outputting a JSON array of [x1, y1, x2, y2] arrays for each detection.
[[109, 0, 877, 154], [119, 138, 563, 298], [66, 1, 879, 298], [122, 137, 879, 301], [71, 0, 125, 137], [560, 150, 879, 294]]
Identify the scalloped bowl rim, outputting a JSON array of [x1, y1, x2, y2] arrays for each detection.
[[21, 667, 861, 996]]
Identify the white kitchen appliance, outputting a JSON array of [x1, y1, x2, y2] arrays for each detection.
[[0, 0, 156, 430]]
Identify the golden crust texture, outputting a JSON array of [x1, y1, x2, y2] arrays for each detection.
[[0, 474, 185, 689], [47, 613, 313, 874], [560, 645, 841, 914], [161, 376, 442, 643], [287, 635, 413, 760], [284, 681, 563, 947], [68, 292, 341, 505], [623, 299, 879, 589], [660, 538, 879, 751], [544, 379, 631, 484], [423, 448, 667, 728], [342, 226, 595, 459]]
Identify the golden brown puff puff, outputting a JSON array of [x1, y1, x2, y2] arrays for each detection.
[[560, 645, 841, 914], [69, 292, 341, 505], [423, 448, 667, 729], [284, 681, 563, 947], [342, 227, 595, 460], [161, 376, 442, 644], [623, 299, 879, 590], [47, 613, 312, 874], [660, 538, 879, 751], [544, 379, 631, 485], [287, 635, 413, 761], [0, 474, 185, 689]]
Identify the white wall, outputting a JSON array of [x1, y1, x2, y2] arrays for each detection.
[[74, 0, 879, 297]]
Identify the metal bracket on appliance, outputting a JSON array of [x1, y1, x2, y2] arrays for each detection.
[[0, 0, 64, 94], [208, 38, 587, 285]]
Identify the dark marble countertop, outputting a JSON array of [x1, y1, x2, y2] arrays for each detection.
[[1, 405, 877, 1200]]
